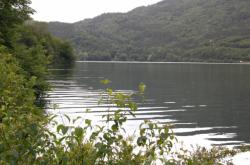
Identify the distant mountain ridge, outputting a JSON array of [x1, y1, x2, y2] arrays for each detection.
[[48, 0, 250, 62]]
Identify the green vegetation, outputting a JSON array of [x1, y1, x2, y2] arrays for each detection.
[[0, 73, 174, 164], [48, 0, 250, 62], [0, 53, 50, 164], [0, 0, 75, 98], [0, 0, 34, 48], [18, 22, 75, 67]]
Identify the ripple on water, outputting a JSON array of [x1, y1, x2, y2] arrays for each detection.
[[46, 65, 248, 148]]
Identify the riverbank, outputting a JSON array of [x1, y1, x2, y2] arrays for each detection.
[[76, 60, 250, 65]]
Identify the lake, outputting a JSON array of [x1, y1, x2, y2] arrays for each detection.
[[46, 61, 250, 147]]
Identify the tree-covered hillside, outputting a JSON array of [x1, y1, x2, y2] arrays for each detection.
[[48, 0, 250, 62]]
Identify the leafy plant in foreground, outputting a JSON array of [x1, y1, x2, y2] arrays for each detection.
[[48, 80, 175, 165]]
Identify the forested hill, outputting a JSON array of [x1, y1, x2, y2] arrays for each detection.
[[48, 0, 250, 62]]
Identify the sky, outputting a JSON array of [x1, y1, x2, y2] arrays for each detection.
[[31, 0, 162, 23]]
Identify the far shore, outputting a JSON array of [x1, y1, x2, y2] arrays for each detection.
[[76, 60, 250, 65]]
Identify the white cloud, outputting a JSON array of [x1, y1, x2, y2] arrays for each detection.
[[31, 0, 162, 23]]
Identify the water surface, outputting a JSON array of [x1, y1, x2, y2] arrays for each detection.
[[46, 62, 250, 146]]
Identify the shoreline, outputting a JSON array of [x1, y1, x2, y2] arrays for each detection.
[[76, 60, 250, 65]]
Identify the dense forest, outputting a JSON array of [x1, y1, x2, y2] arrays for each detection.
[[48, 0, 250, 62]]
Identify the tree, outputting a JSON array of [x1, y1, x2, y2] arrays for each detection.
[[0, 0, 34, 47]]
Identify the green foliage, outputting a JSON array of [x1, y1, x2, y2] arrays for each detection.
[[49, 0, 250, 62], [0, 53, 50, 164], [0, 21, 75, 99], [0, 0, 34, 47], [0, 52, 71, 164], [0, 1, 76, 163], [0, 0, 75, 98], [165, 146, 239, 165], [16, 22, 75, 67], [45, 81, 176, 165], [100, 78, 111, 85], [0, 71, 175, 164]]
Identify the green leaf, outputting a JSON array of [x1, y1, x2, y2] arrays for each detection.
[[137, 136, 147, 146], [103, 133, 110, 141], [111, 124, 118, 132], [128, 102, 137, 112], [62, 126, 69, 135], [140, 128, 146, 136], [138, 82, 146, 94], [148, 122, 154, 130], [106, 88, 113, 95], [85, 119, 92, 126], [74, 127, 84, 138], [57, 124, 64, 133], [57, 124, 68, 135], [100, 79, 111, 85]]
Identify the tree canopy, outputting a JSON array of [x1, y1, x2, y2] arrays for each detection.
[[0, 0, 34, 47]]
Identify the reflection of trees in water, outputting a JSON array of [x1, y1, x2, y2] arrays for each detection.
[[49, 62, 76, 79], [44, 63, 76, 108]]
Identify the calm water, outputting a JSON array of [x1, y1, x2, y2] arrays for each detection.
[[46, 62, 250, 146]]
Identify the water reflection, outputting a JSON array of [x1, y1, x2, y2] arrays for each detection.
[[46, 62, 250, 147]]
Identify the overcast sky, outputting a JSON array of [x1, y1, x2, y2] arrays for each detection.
[[31, 0, 162, 23]]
